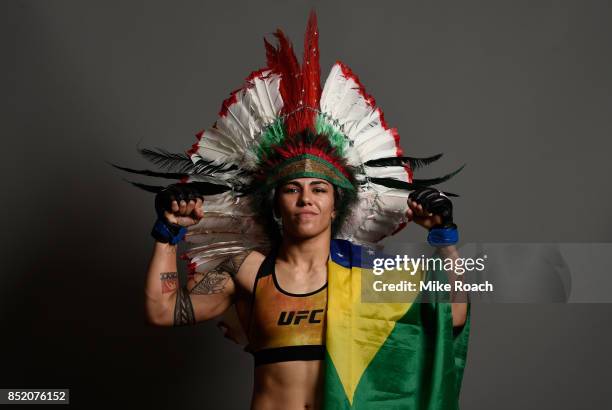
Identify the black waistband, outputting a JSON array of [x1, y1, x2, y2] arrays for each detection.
[[252, 345, 325, 367]]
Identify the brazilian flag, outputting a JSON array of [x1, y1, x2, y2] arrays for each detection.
[[324, 239, 471, 409]]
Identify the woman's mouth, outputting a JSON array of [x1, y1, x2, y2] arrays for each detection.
[[295, 211, 318, 219]]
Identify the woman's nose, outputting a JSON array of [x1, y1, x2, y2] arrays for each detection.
[[298, 191, 312, 205]]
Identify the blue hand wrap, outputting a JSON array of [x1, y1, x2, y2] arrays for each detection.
[[151, 218, 187, 245], [427, 226, 459, 247]]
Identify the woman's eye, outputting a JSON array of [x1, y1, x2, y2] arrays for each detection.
[[314, 188, 327, 193]]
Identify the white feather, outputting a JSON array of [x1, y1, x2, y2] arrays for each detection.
[[189, 71, 284, 169], [319, 62, 412, 242], [336, 187, 410, 247], [321, 62, 402, 164], [363, 165, 410, 181], [181, 192, 271, 274]]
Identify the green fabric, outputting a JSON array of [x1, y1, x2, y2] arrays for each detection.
[[324, 239, 471, 410]]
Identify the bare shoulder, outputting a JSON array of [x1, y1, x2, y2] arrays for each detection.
[[237, 250, 266, 277], [233, 250, 266, 291]]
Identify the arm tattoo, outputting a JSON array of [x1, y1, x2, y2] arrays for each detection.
[[160, 272, 178, 294], [220, 252, 249, 276], [173, 286, 196, 327], [188, 251, 250, 296], [190, 269, 230, 295]]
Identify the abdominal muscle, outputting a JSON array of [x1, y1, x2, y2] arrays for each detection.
[[251, 360, 325, 410]]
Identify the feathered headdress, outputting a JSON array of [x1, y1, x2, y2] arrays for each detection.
[[113, 11, 464, 274]]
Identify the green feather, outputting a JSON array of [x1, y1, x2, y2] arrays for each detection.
[[316, 114, 348, 156], [256, 118, 287, 160], [254, 114, 349, 163]]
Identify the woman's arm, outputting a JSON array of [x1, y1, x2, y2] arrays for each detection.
[[144, 241, 180, 325], [435, 244, 468, 328], [144, 189, 239, 327], [406, 188, 468, 328], [144, 239, 237, 327]]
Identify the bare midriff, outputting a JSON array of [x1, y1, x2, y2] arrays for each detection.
[[250, 360, 325, 410]]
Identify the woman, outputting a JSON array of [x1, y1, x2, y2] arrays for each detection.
[[146, 176, 338, 409], [125, 11, 470, 409], [144, 177, 467, 410]]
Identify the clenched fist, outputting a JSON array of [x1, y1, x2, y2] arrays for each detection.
[[151, 183, 207, 244], [155, 183, 205, 227], [407, 187, 456, 231]]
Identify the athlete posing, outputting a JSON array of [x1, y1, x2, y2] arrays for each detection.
[[143, 177, 467, 410]]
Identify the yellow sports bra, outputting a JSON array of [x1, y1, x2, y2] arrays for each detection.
[[246, 247, 327, 367]]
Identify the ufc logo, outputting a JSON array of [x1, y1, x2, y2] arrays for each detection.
[[277, 309, 324, 325]]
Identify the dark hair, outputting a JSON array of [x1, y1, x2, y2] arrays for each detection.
[[331, 183, 358, 234]]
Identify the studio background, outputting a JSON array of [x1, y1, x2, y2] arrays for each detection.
[[3, 0, 612, 408]]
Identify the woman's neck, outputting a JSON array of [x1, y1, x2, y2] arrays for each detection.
[[278, 233, 331, 273]]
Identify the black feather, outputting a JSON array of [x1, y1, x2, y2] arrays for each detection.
[[123, 179, 166, 193], [191, 182, 232, 195], [122, 179, 232, 196], [139, 147, 249, 177], [139, 147, 195, 173], [366, 177, 459, 197], [412, 164, 466, 186], [367, 178, 420, 191], [108, 162, 187, 180], [191, 159, 246, 175], [364, 153, 443, 169]]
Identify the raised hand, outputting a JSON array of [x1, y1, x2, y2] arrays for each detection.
[[151, 183, 206, 244], [155, 183, 205, 227], [406, 187, 456, 231]]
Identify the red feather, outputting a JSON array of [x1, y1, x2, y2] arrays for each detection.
[[264, 11, 321, 136], [301, 10, 321, 131]]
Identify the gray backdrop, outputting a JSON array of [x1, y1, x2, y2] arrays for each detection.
[[3, 0, 612, 408]]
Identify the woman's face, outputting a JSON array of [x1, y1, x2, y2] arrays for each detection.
[[275, 177, 336, 239]]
